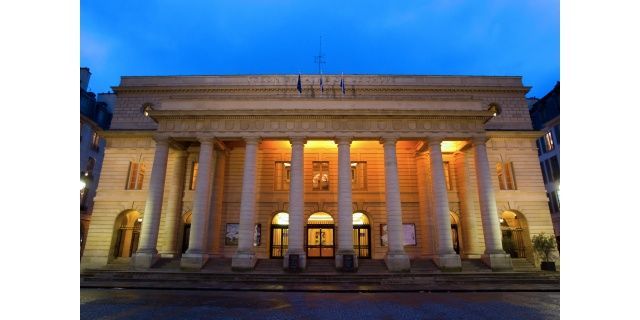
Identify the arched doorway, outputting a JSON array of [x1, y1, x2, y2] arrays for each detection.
[[112, 210, 142, 258], [450, 213, 460, 254], [181, 212, 192, 254], [500, 210, 530, 258], [352, 212, 371, 258], [270, 212, 289, 258], [306, 212, 335, 258]]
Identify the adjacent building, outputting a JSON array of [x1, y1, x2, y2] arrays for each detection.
[[80, 67, 114, 256], [81, 74, 557, 272], [529, 82, 560, 249]]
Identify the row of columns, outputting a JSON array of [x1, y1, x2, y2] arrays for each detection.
[[132, 135, 511, 272]]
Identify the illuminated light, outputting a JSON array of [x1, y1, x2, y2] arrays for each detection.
[[84, 172, 89, 176], [499, 218, 505, 223], [306, 140, 337, 148], [308, 212, 334, 223], [283, 162, 291, 167], [493, 112, 497, 117], [137, 218, 143, 222], [440, 141, 466, 153], [351, 162, 357, 167], [80, 180, 86, 190], [273, 212, 289, 225]]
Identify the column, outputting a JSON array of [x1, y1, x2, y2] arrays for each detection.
[[472, 136, 513, 271], [181, 137, 214, 269], [161, 149, 187, 258], [232, 137, 260, 270], [381, 137, 411, 272], [454, 151, 482, 258], [284, 137, 307, 270], [132, 134, 170, 269], [207, 150, 226, 257], [335, 137, 357, 271], [428, 138, 462, 271]]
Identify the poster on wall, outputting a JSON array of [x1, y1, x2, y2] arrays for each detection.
[[225, 223, 239, 245], [225, 223, 262, 246], [380, 223, 417, 246]]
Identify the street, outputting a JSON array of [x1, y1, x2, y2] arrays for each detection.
[[81, 288, 559, 319]]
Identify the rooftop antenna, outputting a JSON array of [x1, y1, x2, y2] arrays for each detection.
[[314, 36, 326, 75]]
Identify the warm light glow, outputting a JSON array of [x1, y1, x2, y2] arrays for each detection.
[[440, 141, 466, 153], [283, 162, 291, 167], [352, 212, 370, 225], [272, 212, 289, 225], [308, 212, 334, 223], [493, 112, 497, 117], [137, 218, 143, 222], [499, 218, 505, 223], [350, 162, 358, 167], [80, 180, 86, 190], [306, 140, 337, 148]]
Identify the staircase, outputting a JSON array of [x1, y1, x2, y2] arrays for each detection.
[[511, 258, 540, 272], [461, 259, 492, 272]]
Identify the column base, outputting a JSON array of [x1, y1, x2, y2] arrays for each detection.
[[231, 251, 257, 271], [384, 251, 411, 272], [335, 250, 358, 272], [433, 253, 462, 272], [180, 252, 209, 270], [283, 252, 307, 271], [481, 252, 513, 271], [460, 253, 482, 259], [131, 251, 161, 269]]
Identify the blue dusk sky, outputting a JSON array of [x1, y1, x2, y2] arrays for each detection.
[[81, 0, 559, 97]]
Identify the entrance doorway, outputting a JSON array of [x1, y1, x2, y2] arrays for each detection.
[[112, 210, 142, 258], [352, 212, 371, 258], [500, 211, 529, 258], [306, 212, 335, 258], [450, 213, 460, 254], [270, 212, 289, 258]]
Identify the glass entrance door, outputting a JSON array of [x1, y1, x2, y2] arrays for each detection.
[[270, 225, 288, 258], [353, 225, 371, 258], [306, 225, 334, 258]]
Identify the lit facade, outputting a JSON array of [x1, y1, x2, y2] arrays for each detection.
[[529, 82, 560, 249], [80, 67, 113, 256], [81, 74, 556, 272]]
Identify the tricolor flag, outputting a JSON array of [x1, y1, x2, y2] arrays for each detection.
[[297, 74, 302, 94], [340, 74, 346, 95]]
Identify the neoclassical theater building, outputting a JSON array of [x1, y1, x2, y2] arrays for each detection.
[[81, 74, 556, 272]]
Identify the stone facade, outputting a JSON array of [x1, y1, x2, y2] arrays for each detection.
[[81, 75, 556, 271]]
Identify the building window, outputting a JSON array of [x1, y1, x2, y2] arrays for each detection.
[[539, 161, 548, 185], [189, 161, 199, 190], [536, 139, 542, 156], [544, 131, 554, 152], [443, 161, 452, 190], [312, 161, 329, 191], [85, 157, 96, 178], [91, 131, 100, 151], [550, 191, 560, 212], [351, 162, 367, 190], [497, 162, 517, 190], [126, 162, 145, 190], [274, 161, 291, 191], [549, 156, 560, 183]]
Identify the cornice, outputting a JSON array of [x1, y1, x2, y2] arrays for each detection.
[[486, 130, 545, 139], [147, 109, 494, 122], [101, 130, 156, 138]]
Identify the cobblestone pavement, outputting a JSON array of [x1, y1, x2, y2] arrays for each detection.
[[81, 288, 559, 320]]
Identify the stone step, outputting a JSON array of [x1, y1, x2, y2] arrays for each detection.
[[511, 258, 540, 272]]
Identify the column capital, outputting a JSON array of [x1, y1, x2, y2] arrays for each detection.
[[334, 136, 353, 145], [426, 137, 444, 148], [471, 136, 489, 146], [289, 137, 307, 146], [152, 134, 171, 145], [197, 135, 216, 145], [380, 136, 399, 146], [243, 136, 261, 145]]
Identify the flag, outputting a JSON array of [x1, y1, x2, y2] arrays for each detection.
[[340, 74, 346, 95], [297, 74, 302, 94], [319, 75, 324, 94]]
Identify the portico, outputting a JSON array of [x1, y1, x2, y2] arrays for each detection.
[[82, 75, 556, 273]]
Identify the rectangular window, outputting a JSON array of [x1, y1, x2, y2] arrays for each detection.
[[189, 161, 199, 190], [274, 161, 291, 191], [544, 131, 554, 152], [497, 161, 517, 190], [550, 156, 560, 182], [539, 161, 548, 185], [312, 161, 329, 191], [91, 131, 100, 151], [126, 162, 145, 190], [443, 161, 452, 190], [351, 161, 367, 190]]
